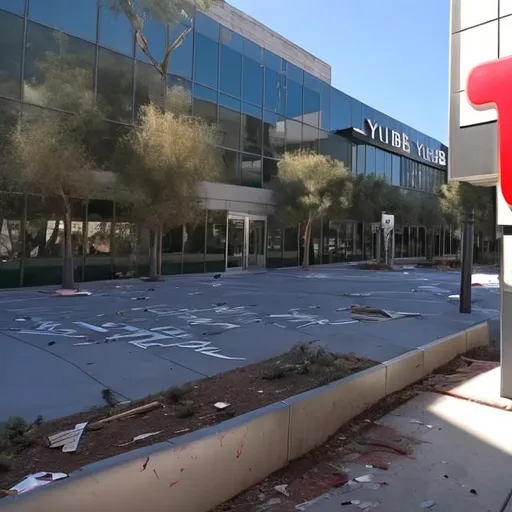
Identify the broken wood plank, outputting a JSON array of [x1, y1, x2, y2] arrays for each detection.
[[88, 401, 162, 430]]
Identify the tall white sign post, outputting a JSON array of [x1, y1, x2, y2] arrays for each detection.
[[381, 213, 395, 266]]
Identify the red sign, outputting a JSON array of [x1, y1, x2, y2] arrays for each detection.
[[467, 56, 512, 205]]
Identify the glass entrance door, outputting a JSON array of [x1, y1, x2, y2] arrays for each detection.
[[226, 214, 266, 271], [247, 219, 265, 268], [227, 216, 245, 269]]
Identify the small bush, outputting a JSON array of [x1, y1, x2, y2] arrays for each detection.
[[0, 416, 32, 450], [176, 401, 198, 418], [101, 388, 117, 407]]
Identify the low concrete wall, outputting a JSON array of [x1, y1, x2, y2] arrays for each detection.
[[1, 322, 491, 512]]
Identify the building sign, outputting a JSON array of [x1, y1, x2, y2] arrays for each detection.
[[366, 120, 446, 167]]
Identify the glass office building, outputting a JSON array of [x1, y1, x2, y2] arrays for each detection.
[[0, 0, 451, 287]]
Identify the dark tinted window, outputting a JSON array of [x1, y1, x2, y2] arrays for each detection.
[[29, 0, 98, 42], [356, 145, 365, 174], [320, 81, 330, 131], [169, 23, 193, 78], [375, 149, 385, 177], [263, 157, 279, 184], [1, 0, 24, 15], [285, 119, 301, 152], [194, 33, 218, 88], [263, 110, 284, 158], [241, 153, 262, 188], [0, 98, 20, 158], [99, 2, 134, 56], [219, 93, 240, 111], [219, 106, 241, 150], [286, 79, 302, 119], [0, 11, 23, 99], [303, 87, 320, 127], [193, 84, 217, 124], [384, 152, 392, 183], [219, 44, 241, 97], [391, 155, 400, 186], [242, 102, 262, 155], [264, 50, 280, 71], [330, 89, 350, 131], [242, 56, 262, 106], [24, 22, 95, 112], [97, 47, 134, 123], [366, 146, 376, 175], [223, 149, 240, 184]]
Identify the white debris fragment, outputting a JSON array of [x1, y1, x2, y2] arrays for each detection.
[[10, 472, 68, 494], [274, 484, 289, 496], [421, 500, 436, 509], [409, 419, 433, 429], [354, 474, 375, 483], [214, 402, 230, 410], [48, 422, 88, 453]]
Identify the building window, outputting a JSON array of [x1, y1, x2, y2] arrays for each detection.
[[286, 79, 302, 119], [242, 102, 262, 155], [240, 153, 262, 188], [1, 0, 25, 15], [29, 0, 98, 42], [194, 33, 219, 89], [242, 56, 263, 106], [24, 22, 96, 112], [0, 11, 23, 100], [169, 23, 193, 79], [285, 119, 301, 152], [263, 110, 285, 158], [219, 44, 242, 98], [193, 84, 217, 124], [366, 146, 376, 175], [99, 2, 134, 57], [219, 105, 241, 150], [264, 67, 284, 114]]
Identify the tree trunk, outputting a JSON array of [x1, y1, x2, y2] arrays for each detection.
[[302, 215, 312, 270], [62, 198, 74, 289], [148, 228, 159, 280]]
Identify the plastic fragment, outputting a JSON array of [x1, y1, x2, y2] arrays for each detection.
[[421, 500, 435, 509]]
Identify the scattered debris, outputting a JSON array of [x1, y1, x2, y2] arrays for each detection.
[[470, 489, 478, 495], [188, 292, 202, 296], [213, 274, 222, 279], [358, 501, 380, 510], [420, 500, 435, 509], [119, 431, 162, 446], [344, 293, 371, 297], [409, 419, 433, 429], [87, 401, 163, 430], [10, 472, 68, 494], [274, 484, 289, 496], [365, 463, 388, 471], [214, 402, 230, 410], [73, 341, 98, 346], [354, 474, 374, 483], [14, 317, 31, 322], [342, 500, 361, 506], [350, 305, 422, 322], [174, 428, 190, 435], [54, 289, 92, 297], [131, 296, 150, 301], [102, 389, 118, 407], [47, 341, 56, 346], [47, 422, 87, 453]]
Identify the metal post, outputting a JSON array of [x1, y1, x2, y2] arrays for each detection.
[[501, 226, 512, 398], [459, 210, 474, 314]]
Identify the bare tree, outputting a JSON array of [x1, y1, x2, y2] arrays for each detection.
[[111, 0, 222, 111], [115, 102, 223, 280], [270, 151, 353, 269]]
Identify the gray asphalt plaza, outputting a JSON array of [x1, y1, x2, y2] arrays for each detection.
[[0, 266, 500, 421]]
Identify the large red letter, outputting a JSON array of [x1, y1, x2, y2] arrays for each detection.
[[467, 56, 512, 205]]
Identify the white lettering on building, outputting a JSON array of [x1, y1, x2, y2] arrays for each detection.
[[366, 120, 446, 166]]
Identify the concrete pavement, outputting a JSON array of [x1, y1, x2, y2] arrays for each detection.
[[0, 266, 500, 421]]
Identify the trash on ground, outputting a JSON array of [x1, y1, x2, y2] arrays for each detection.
[[213, 274, 222, 279], [274, 484, 289, 496], [48, 422, 87, 452], [119, 431, 162, 446], [88, 401, 162, 430], [54, 289, 92, 297], [409, 419, 433, 428], [131, 296, 150, 301], [188, 291, 202, 295], [470, 489, 478, 495], [174, 428, 190, 435], [10, 472, 68, 494], [366, 463, 388, 470], [73, 341, 98, 346], [354, 473, 374, 483], [214, 402, 230, 410], [420, 500, 435, 509], [344, 293, 371, 297], [342, 500, 361, 506], [358, 501, 380, 510], [14, 317, 31, 322], [350, 305, 422, 322]]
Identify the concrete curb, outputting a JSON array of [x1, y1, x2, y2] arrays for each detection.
[[0, 322, 491, 512]]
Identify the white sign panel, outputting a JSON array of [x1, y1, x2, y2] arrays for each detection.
[[381, 213, 395, 233], [497, 184, 512, 226]]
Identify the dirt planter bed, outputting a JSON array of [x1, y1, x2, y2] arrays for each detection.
[[0, 322, 491, 512]]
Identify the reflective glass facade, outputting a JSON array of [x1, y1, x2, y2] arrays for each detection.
[[0, 2, 452, 286]]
